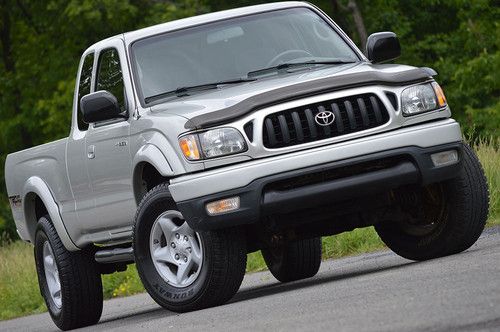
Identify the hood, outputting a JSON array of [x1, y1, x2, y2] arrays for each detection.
[[150, 62, 432, 129]]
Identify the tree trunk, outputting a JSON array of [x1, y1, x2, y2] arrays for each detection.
[[0, 4, 16, 74], [348, 0, 367, 51], [331, 0, 368, 51], [330, 0, 351, 35]]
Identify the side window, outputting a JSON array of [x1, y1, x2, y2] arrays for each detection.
[[96, 48, 126, 113], [77, 53, 94, 131]]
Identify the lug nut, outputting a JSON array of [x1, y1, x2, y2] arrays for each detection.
[[187, 247, 192, 253], [175, 233, 180, 239], [184, 256, 188, 262], [175, 254, 179, 260], [171, 243, 176, 248], [184, 236, 188, 241]]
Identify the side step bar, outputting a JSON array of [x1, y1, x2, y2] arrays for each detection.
[[95, 247, 134, 264]]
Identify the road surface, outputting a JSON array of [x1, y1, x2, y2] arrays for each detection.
[[2, 227, 499, 332]]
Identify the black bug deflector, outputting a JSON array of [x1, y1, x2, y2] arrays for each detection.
[[184, 67, 436, 130]]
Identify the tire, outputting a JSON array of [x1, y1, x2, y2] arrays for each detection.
[[375, 143, 489, 261], [133, 183, 247, 312], [34, 215, 103, 330], [262, 237, 322, 282]]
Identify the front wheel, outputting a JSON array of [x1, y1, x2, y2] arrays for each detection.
[[34, 216, 103, 330], [133, 183, 247, 312], [375, 143, 489, 261]]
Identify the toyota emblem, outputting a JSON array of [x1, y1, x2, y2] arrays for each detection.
[[315, 111, 335, 126]]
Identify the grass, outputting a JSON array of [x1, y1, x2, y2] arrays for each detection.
[[0, 241, 46, 320], [0, 242, 147, 321], [0, 140, 498, 321], [474, 137, 500, 226]]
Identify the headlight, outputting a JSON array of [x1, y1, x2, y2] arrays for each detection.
[[199, 128, 246, 158], [401, 82, 447, 116], [179, 128, 246, 160]]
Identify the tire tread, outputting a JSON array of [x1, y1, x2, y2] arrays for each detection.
[[35, 216, 102, 330], [263, 237, 322, 283], [375, 143, 489, 261]]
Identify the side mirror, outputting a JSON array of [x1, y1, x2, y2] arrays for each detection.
[[366, 32, 401, 63], [81, 90, 124, 124]]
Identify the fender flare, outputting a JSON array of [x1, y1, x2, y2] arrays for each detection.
[[132, 144, 175, 204], [22, 176, 79, 251], [132, 144, 175, 177]]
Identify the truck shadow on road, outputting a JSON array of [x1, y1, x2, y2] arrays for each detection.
[[229, 260, 416, 306], [95, 307, 177, 329], [95, 259, 415, 329]]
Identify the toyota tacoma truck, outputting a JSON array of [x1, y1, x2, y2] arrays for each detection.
[[4, 2, 489, 330]]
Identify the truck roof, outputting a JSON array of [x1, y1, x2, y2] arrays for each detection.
[[124, 2, 313, 43], [85, 1, 314, 52]]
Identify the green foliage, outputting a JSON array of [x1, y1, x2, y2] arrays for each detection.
[[0, 0, 203, 238], [0, 201, 15, 239], [0, 241, 46, 320], [357, 0, 499, 139], [474, 137, 500, 225], [246, 250, 267, 272], [322, 226, 385, 258], [464, 102, 500, 138], [0, 238, 144, 320], [101, 264, 144, 298]]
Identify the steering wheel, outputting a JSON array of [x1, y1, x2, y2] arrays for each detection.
[[266, 49, 314, 67]]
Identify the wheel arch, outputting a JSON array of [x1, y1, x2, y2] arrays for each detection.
[[22, 176, 79, 251], [132, 144, 175, 205]]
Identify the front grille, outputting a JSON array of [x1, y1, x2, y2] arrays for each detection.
[[263, 94, 390, 149]]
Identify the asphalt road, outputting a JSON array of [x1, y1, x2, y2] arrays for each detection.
[[2, 227, 499, 332]]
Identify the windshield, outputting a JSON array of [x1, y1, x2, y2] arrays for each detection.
[[132, 8, 360, 103]]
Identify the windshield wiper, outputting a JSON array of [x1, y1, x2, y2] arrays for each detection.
[[247, 60, 357, 78], [145, 78, 256, 103]]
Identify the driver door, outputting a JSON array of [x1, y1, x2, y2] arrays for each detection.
[[84, 41, 136, 235]]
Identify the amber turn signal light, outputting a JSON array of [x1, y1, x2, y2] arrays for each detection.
[[179, 135, 201, 160], [432, 82, 447, 108]]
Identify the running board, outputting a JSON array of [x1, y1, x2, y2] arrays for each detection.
[[95, 247, 134, 264]]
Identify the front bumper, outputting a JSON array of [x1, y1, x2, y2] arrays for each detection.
[[169, 119, 463, 230]]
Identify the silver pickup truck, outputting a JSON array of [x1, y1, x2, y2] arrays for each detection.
[[5, 2, 489, 330]]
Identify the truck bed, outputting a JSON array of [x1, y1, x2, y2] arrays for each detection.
[[5, 138, 72, 241]]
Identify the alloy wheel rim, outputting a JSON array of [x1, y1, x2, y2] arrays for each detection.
[[149, 210, 203, 288], [43, 241, 62, 308], [400, 184, 447, 237]]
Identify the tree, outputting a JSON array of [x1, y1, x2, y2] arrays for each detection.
[[0, 0, 202, 238], [331, 0, 368, 50]]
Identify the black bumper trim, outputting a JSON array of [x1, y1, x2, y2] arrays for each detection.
[[177, 142, 463, 231], [262, 161, 418, 215]]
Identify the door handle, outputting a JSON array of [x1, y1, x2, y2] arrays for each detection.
[[87, 145, 96, 159]]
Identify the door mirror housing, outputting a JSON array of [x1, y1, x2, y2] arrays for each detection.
[[366, 32, 401, 63], [81, 90, 125, 124]]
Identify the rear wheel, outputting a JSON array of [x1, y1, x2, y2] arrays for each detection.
[[133, 183, 247, 312], [375, 143, 489, 261], [34, 216, 103, 330], [262, 237, 322, 282]]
